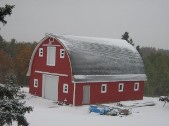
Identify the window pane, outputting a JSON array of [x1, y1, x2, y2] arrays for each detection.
[[134, 83, 139, 91], [60, 49, 65, 58], [119, 83, 124, 92], [101, 84, 107, 93], [34, 79, 38, 88], [102, 86, 105, 91], [63, 84, 68, 93], [39, 48, 43, 57]]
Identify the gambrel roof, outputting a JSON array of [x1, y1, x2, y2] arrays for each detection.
[[27, 34, 147, 82]]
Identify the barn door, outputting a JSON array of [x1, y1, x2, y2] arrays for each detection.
[[83, 85, 90, 104], [42, 74, 59, 101]]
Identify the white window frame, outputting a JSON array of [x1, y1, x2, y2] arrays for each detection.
[[101, 84, 107, 93], [63, 84, 68, 93], [118, 83, 124, 92], [34, 79, 38, 88], [47, 47, 56, 66], [60, 49, 65, 58], [134, 82, 139, 91], [39, 48, 43, 57]]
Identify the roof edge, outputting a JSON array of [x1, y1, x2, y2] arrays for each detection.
[[26, 36, 49, 76], [73, 74, 147, 83]]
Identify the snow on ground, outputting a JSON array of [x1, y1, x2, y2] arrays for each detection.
[[18, 87, 169, 126]]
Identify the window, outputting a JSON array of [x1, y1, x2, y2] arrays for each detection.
[[39, 48, 43, 57], [134, 82, 139, 91], [63, 84, 68, 93], [60, 49, 65, 58], [47, 47, 56, 66], [101, 84, 107, 93], [49, 37, 54, 43], [118, 83, 124, 92], [34, 79, 38, 88]]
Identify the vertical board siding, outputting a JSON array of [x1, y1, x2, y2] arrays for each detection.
[[74, 81, 144, 106], [29, 37, 74, 104]]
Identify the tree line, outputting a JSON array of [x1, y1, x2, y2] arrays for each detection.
[[0, 35, 37, 86], [122, 32, 169, 96], [141, 47, 169, 96]]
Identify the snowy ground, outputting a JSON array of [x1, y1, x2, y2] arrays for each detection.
[[17, 87, 169, 126]]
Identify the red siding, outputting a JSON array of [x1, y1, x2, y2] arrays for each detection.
[[29, 72, 43, 96], [75, 81, 144, 106], [29, 37, 74, 104], [58, 76, 74, 104]]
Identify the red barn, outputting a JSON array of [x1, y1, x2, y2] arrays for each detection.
[[27, 34, 147, 106]]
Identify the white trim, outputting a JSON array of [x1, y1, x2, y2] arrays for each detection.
[[26, 34, 74, 88], [34, 79, 38, 88], [63, 84, 68, 93], [39, 48, 43, 57], [42, 44, 60, 47], [42, 74, 45, 98], [60, 49, 65, 58], [49, 37, 54, 42], [134, 82, 139, 91], [47, 46, 56, 66], [118, 83, 124, 92], [73, 74, 147, 83], [35, 70, 68, 77], [73, 82, 76, 106], [101, 84, 107, 93], [26, 36, 48, 76]]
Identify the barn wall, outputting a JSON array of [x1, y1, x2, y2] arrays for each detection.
[[29, 37, 74, 103], [75, 81, 144, 106], [58, 77, 74, 104], [30, 37, 71, 75], [29, 72, 43, 96]]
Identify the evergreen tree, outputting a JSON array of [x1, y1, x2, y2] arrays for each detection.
[[121, 32, 134, 46], [136, 45, 142, 57], [121, 32, 143, 57], [0, 4, 14, 26], [129, 38, 134, 46], [0, 79, 33, 126], [121, 32, 129, 41], [0, 4, 33, 125]]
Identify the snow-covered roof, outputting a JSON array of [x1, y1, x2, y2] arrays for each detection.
[[27, 34, 147, 82], [73, 74, 147, 83], [55, 34, 146, 82]]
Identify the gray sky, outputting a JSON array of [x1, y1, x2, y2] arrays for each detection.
[[0, 0, 169, 49]]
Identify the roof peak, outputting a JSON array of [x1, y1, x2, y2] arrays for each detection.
[[47, 33, 123, 41]]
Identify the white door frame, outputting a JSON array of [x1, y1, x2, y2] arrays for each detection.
[[42, 74, 59, 101]]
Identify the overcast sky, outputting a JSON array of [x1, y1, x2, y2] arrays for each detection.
[[0, 0, 169, 50]]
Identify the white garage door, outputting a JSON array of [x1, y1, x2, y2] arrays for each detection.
[[42, 74, 59, 101]]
